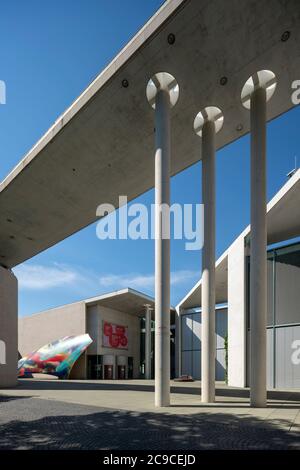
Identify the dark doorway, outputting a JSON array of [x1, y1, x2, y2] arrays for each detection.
[[104, 364, 114, 380], [87, 355, 103, 379], [128, 357, 133, 379], [118, 365, 126, 380]]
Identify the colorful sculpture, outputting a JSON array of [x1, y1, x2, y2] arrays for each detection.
[[18, 334, 92, 379]]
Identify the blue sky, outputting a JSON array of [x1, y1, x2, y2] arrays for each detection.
[[0, 1, 299, 316]]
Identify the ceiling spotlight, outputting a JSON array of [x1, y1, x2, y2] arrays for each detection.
[[122, 79, 129, 88], [220, 76, 228, 86], [167, 33, 176, 45], [236, 123, 243, 132], [281, 31, 290, 42]]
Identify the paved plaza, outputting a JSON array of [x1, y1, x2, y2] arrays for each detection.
[[0, 379, 299, 450]]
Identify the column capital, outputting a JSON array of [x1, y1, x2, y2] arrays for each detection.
[[146, 72, 179, 109], [193, 106, 224, 137], [241, 70, 277, 109]]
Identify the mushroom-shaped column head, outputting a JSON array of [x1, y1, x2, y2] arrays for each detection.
[[193, 106, 224, 137], [241, 70, 277, 109], [146, 72, 179, 109]]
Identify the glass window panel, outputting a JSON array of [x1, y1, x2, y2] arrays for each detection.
[[267, 256, 274, 326], [275, 245, 300, 325], [181, 315, 193, 351]]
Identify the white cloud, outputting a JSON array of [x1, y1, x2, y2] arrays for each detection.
[[13, 262, 200, 295], [171, 270, 200, 285], [98, 273, 155, 289], [98, 270, 199, 290], [14, 263, 83, 290]]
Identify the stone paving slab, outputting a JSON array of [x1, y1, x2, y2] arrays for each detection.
[[0, 379, 299, 450]]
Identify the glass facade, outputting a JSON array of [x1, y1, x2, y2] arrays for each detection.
[[140, 318, 155, 378], [247, 241, 300, 389], [180, 308, 228, 380]]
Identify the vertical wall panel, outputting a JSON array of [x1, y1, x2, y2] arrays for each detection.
[[181, 315, 193, 351], [181, 350, 192, 376], [192, 349, 201, 379], [267, 328, 274, 388], [275, 325, 300, 389]]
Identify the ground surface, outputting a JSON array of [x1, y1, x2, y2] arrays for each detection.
[[0, 379, 299, 450]]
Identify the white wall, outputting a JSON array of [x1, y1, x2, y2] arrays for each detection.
[[18, 301, 86, 356], [227, 235, 247, 387]]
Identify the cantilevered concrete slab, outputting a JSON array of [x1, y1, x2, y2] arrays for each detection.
[[85, 288, 167, 317], [1, 0, 300, 268]]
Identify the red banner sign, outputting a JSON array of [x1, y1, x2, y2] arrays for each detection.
[[103, 321, 128, 349]]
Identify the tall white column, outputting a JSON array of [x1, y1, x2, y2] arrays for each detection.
[[154, 88, 171, 407], [201, 120, 216, 403], [194, 107, 224, 403], [144, 304, 152, 380], [146, 72, 179, 407], [241, 70, 277, 407], [250, 87, 267, 407]]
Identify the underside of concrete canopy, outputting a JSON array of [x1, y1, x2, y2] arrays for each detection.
[[177, 169, 300, 310], [1, 0, 300, 268]]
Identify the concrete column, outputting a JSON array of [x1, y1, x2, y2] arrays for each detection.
[[241, 70, 277, 407], [147, 72, 178, 407], [250, 87, 267, 407], [154, 87, 171, 407], [201, 120, 216, 403], [144, 304, 152, 380], [193, 106, 224, 403], [0, 266, 18, 388]]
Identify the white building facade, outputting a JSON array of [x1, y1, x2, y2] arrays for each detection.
[[176, 170, 300, 390]]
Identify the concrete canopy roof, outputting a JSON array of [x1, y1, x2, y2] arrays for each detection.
[[1, 0, 300, 268], [177, 251, 228, 311], [178, 169, 300, 310], [85, 287, 175, 317]]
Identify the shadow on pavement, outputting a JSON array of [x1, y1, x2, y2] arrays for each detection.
[[0, 398, 299, 450]]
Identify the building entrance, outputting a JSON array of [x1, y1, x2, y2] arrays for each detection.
[[104, 364, 114, 380], [118, 365, 126, 379]]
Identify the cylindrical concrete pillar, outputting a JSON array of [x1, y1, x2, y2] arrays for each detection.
[[144, 304, 152, 380], [193, 106, 223, 404], [201, 120, 216, 403], [154, 88, 171, 407], [250, 86, 267, 407], [147, 72, 178, 407], [241, 70, 277, 408], [0, 266, 18, 388]]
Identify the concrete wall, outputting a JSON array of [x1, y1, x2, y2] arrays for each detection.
[[86, 304, 141, 379], [69, 353, 87, 380], [18, 301, 86, 356], [0, 267, 18, 388], [227, 236, 247, 387], [86, 304, 100, 356]]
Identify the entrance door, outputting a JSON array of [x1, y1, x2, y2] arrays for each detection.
[[118, 365, 126, 380], [104, 364, 113, 380], [87, 355, 103, 379], [128, 357, 133, 379]]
